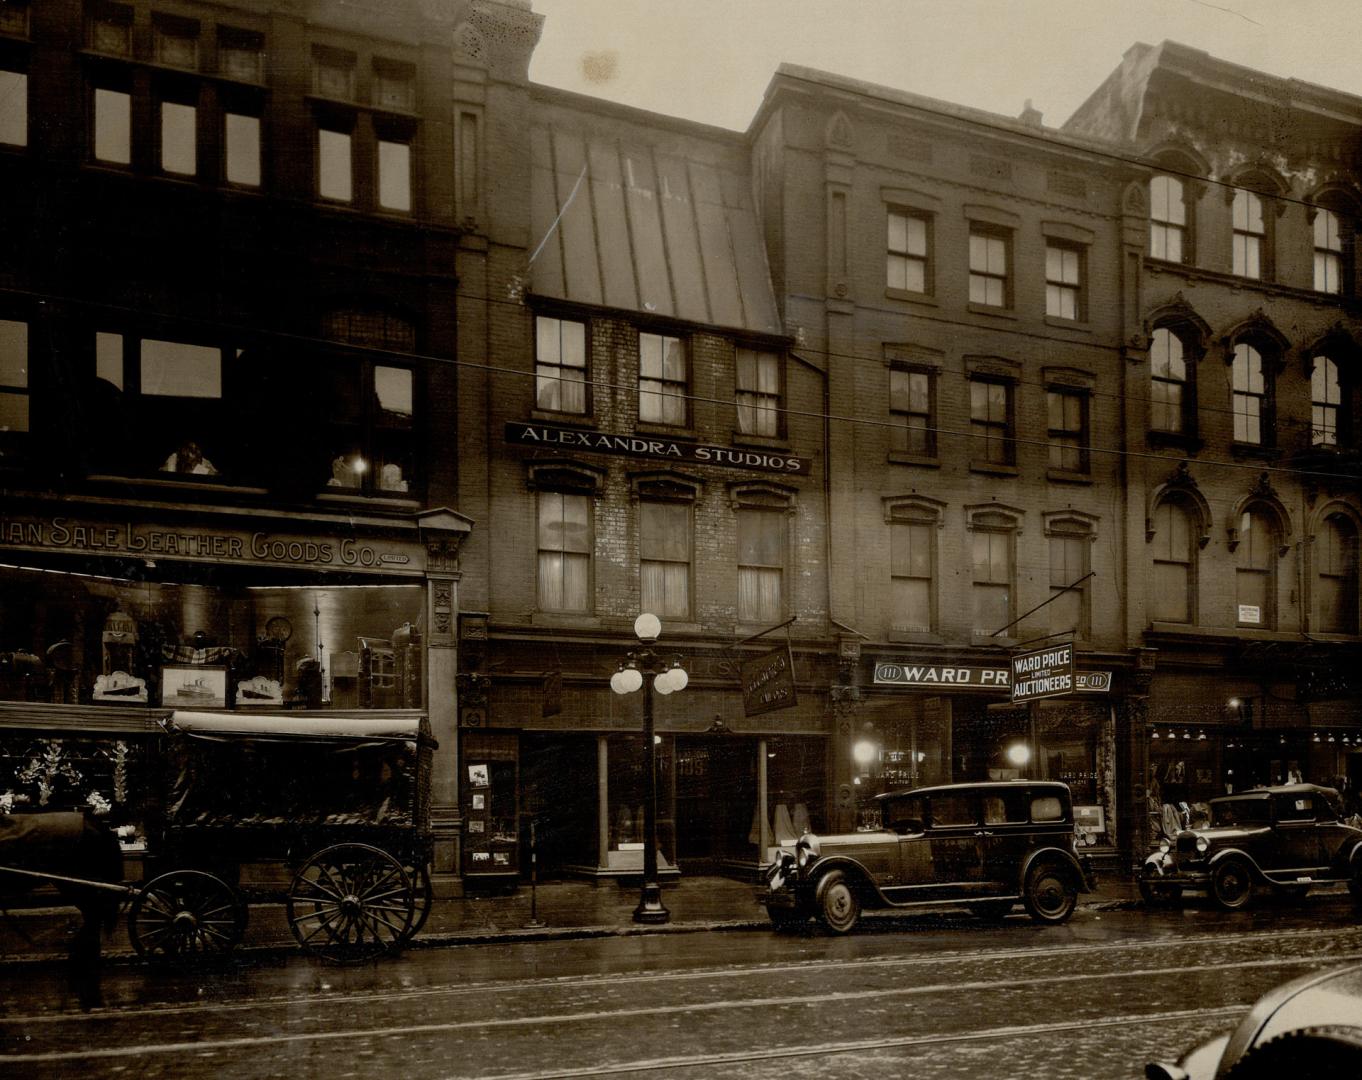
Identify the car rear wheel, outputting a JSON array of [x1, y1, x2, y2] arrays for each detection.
[[1022, 863, 1077, 924], [1210, 857, 1254, 910], [1138, 878, 1183, 907], [815, 870, 861, 934]]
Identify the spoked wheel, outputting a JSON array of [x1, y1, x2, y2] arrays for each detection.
[[401, 861, 434, 943], [129, 870, 245, 961], [288, 844, 415, 964], [1210, 857, 1254, 911]]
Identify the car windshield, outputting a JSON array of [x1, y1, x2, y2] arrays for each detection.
[[1210, 798, 1270, 827]]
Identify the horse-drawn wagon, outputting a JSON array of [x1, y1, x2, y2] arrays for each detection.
[[2, 710, 437, 964]]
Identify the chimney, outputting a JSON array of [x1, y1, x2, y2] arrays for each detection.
[[1020, 99, 1044, 127]]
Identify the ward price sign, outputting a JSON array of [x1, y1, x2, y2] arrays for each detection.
[[1010, 643, 1074, 703]]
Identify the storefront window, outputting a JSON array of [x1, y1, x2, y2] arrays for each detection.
[[607, 733, 674, 868], [0, 563, 423, 710], [760, 735, 825, 859]]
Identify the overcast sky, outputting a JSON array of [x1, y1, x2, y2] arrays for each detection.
[[527, 0, 1362, 132]]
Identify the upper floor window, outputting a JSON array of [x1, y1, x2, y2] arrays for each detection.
[[737, 504, 785, 625], [535, 315, 587, 415], [1312, 355, 1342, 447], [159, 90, 198, 177], [889, 367, 934, 457], [89, 4, 132, 57], [1235, 510, 1277, 628], [1149, 328, 1189, 434], [1314, 208, 1343, 294], [0, 2, 30, 37], [968, 226, 1010, 307], [1047, 387, 1088, 473], [218, 28, 265, 83], [889, 506, 936, 634], [638, 333, 687, 426], [1045, 242, 1083, 320], [93, 83, 132, 165], [0, 318, 29, 448], [969, 513, 1016, 637], [376, 133, 412, 212], [373, 59, 416, 112], [1150, 175, 1186, 262], [224, 107, 261, 187], [537, 491, 593, 613], [317, 120, 354, 202], [1232, 189, 1264, 279], [1317, 513, 1359, 635], [152, 16, 199, 70], [1047, 519, 1092, 640], [1231, 343, 1269, 445], [887, 209, 930, 294], [640, 499, 691, 620], [0, 67, 26, 147], [313, 46, 356, 100], [1150, 498, 1195, 624], [735, 348, 781, 437], [969, 377, 1014, 466]]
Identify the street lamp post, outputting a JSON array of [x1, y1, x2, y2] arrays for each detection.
[[610, 612, 687, 924]]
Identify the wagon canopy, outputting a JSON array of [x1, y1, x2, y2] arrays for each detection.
[[163, 711, 435, 749]]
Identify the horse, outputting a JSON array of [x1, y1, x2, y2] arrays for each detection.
[[1, 810, 124, 998]]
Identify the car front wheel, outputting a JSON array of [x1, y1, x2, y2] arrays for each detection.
[[1023, 863, 1077, 924], [815, 870, 861, 934], [1210, 857, 1254, 910]]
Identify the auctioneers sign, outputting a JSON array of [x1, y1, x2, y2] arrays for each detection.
[[505, 422, 811, 476], [741, 644, 797, 716], [1010, 643, 1075, 703]]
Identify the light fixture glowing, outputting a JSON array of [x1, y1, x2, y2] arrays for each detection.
[[1228, 697, 1241, 709], [633, 612, 661, 643], [666, 663, 688, 692], [1197, 730, 1206, 741], [611, 666, 642, 695], [1151, 729, 1160, 739], [1006, 743, 1031, 767], [852, 739, 879, 767]]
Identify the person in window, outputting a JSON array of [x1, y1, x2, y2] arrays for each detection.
[[161, 440, 218, 475]]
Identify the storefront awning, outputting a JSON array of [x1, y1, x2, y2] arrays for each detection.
[[164, 711, 434, 747]]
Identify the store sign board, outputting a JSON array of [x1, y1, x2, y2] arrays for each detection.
[[742, 644, 797, 716], [506, 422, 811, 476], [1238, 604, 1261, 624], [0, 514, 423, 575], [873, 660, 1112, 694], [1011, 644, 1075, 703]]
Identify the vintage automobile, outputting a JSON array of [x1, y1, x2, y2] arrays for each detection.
[[760, 780, 1094, 934], [1139, 783, 1362, 910], [1146, 962, 1362, 1080]]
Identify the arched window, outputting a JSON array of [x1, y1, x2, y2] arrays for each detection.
[[1150, 175, 1186, 262], [733, 484, 795, 626], [1315, 208, 1343, 293], [967, 507, 1021, 637], [1150, 328, 1188, 433], [1232, 189, 1265, 279], [1231, 342, 1268, 445], [1235, 510, 1277, 628], [1317, 514, 1359, 634], [1151, 498, 1195, 623], [886, 498, 943, 635], [1312, 355, 1342, 446], [537, 491, 593, 613]]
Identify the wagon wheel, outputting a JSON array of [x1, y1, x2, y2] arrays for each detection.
[[400, 860, 434, 943], [129, 870, 245, 961], [288, 844, 415, 964]]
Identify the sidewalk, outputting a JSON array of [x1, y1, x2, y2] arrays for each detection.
[[0, 875, 1142, 966]]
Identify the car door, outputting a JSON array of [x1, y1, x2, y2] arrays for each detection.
[[927, 790, 985, 894], [979, 789, 1030, 889], [883, 794, 933, 894], [1268, 792, 1327, 877]]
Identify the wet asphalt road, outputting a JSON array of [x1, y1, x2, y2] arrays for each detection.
[[3, 895, 1361, 1079]]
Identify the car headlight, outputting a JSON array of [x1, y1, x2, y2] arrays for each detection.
[[1195, 836, 1209, 853], [796, 841, 811, 868]]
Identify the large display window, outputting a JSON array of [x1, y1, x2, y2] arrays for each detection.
[[0, 562, 423, 711]]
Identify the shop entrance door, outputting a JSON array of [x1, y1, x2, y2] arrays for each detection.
[[674, 736, 755, 872]]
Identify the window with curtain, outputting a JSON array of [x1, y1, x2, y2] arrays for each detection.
[[535, 315, 588, 414], [639, 333, 687, 426], [969, 378, 1013, 465], [891, 517, 934, 633], [1232, 190, 1264, 279], [1232, 343, 1267, 444], [1312, 356, 1342, 447], [1048, 528, 1090, 639], [1149, 328, 1189, 434], [1317, 514, 1359, 634], [1315, 208, 1343, 293], [735, 348, 781, 437], [537, 491, 592, 613], [640, 500, 691, 619], [970, 526, 1013, 637], [737, 507, 784, 624], [889, 368, 934, 456], [1235, 510, 1277, 627], [1151, 499, 1195, 623], [1150, 175, 1186, 262]]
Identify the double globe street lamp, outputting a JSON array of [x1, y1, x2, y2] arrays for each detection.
[[610, 612, 688, 924]]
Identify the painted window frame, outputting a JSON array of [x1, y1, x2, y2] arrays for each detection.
[[535, 314, 590, 417]]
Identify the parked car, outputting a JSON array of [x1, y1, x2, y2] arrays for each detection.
[[1139, 784, 1362, 910], [760, 780, 1093, 934], [1146, 962, 1362, 1080]]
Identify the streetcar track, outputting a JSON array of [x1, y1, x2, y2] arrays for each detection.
[[2, 952, 1353, 1064], [2, 921, 1357, 1025]]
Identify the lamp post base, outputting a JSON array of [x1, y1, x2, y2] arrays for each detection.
[[632, 883, 671, 924]]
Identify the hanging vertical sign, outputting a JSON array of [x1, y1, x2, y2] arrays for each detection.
[[1010, 643, 1074, 703], [741, 644, 797, 716]]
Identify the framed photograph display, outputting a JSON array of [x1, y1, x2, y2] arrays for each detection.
[[161, 665, 228, 709]]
